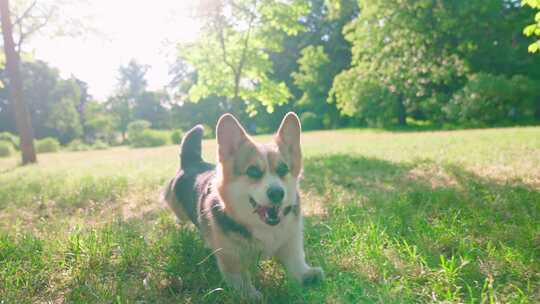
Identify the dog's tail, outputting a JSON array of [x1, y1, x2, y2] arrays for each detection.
[[180, 124, 205, 169]]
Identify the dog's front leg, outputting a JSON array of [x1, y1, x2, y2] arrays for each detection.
[[277, 228, 324, 286], [216, 251, 261, 300]]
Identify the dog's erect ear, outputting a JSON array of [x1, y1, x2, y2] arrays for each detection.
[[216, 113, 249, 162], [275, 112, 302, 174]]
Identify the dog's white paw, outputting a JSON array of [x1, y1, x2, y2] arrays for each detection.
[[302, 267, 325, 286]]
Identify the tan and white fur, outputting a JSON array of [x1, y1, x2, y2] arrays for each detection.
[[162, 112, 324, 300]]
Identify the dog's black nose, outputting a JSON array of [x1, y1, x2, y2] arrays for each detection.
[[267, 186, 284, 205]]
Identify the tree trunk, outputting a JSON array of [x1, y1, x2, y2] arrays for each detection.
[[0, 0, 37, 164], [396, 94, 407, 126]]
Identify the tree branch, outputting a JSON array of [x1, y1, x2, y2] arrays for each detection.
[[13, 0, 38, 27], [13, 0, 53, 55], [216, 16, 237, 75]]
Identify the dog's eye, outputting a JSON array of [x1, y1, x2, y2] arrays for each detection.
[[276, 162, 289, 177], [246, 165, 263, 179]]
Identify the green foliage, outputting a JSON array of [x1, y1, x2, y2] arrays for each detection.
[[522, 0, 540, 53], [130, 130, 169, 148], [46, 96, 83, 144], [330, 0, 540, 126], [266, 0, 356, 129], [330, 73, 398, 126], [0, 141, 13, 157], [181, 0, 308, 113], [126, 120, 169, 148], [293, 46, 331, 106], [170, 129, 184, 145], [2, 0, 540, 143], [106, 94, 132, 141], [35, 137, 61, 153], [201, 124, 215, 139], [445, 73, 540, 126], [0, 132, 19, 150], [66, 139, 108, 152], [83, 101, 116, 144], [127, 119, 151, 143], [106, 60, 170, 140], [300, 112, 323, 130], [118, 59, 149, 98], [331, 0, 474, 125], [133, 91, 170, 129], [66, 139, 91, 152], [0, 60, 89, 144], [92, 140, 109, 150]]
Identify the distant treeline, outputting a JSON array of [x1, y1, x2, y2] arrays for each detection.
[[0, 0, 539, 147]]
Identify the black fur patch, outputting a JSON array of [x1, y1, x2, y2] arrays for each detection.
[[210, 200, 252, 239], [284, 193, 300, 217], [284, 205, 299, 217]]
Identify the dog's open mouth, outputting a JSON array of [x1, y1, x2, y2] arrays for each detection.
[[250, 197, 281, 226]]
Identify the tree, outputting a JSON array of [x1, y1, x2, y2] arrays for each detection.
[[74, 78, 91, 141], [522, 0, 540, 53], [293, 46, 330, 106], [106, 93, 131, 142], [1, 60, 92, 144], [168, 57, 228, 132], [292, 45, 339, 127], [329, 0, 538, 126], [330, 0, 475, 126], [107, 60, 150, 141], [118, 59, 149, 99], [83, 100, 115, 144], [10, 0, 54, 55], [268, 0, 357, 128], [132, 91, 170, 129], [46, 96, 82, 144], [444, 73, 540, 126], [181, 0, 308, 115], [0, 0, 36, 164]]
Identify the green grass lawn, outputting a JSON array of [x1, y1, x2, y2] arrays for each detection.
[[1, 127, 540, 303]]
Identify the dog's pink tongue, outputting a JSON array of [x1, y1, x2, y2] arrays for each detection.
[[255, 206, 268, 218]]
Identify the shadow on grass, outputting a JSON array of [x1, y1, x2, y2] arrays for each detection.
[[2, 154, 539, 303], [300, 154, 540, 302]]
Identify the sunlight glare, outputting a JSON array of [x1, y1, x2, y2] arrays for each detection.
[[28, 0, 201, 100]]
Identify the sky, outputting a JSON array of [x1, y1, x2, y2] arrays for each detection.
[[27, 0, 200, 100]]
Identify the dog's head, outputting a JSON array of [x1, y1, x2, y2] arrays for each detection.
[[216, 112, 302, 227]]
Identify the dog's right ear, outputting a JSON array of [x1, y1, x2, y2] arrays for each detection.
[[216, 113, 249, 162]]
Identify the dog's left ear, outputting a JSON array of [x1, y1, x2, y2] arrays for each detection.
[[275, 112, 302, 175]]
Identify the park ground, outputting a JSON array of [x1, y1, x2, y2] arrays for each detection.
[[1, 127, 540, 303]]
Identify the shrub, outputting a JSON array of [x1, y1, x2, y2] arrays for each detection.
[[0, 132, 19, 150], [170, 129, 185, 144], [331, 72, 398, 127], [300, 112, 324, 131], [92, 140, 109, 150], [66, 139, 91, 152], [127, 120, 151, 144], [131, 130, 169, 148], [445, 73, 540, 126], [0, 141, 13, 157], [36, 137, 61, 153], [108, 135, 123, 147]]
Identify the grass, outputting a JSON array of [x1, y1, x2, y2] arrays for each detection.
[[1, 126, 540, 303]]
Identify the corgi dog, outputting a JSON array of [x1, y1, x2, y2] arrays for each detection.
[[162, 112, 324, 300]]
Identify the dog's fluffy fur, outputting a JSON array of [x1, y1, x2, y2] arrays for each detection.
[[162, 112, 323, 300]]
